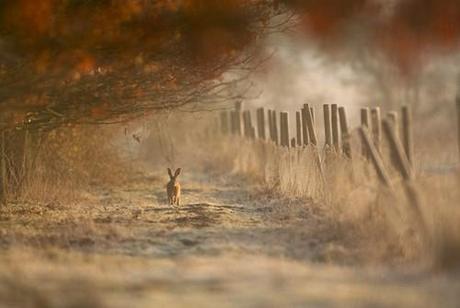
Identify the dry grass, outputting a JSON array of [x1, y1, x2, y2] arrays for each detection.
[[3, 247, 458, 308], [0, 111, 459, 307], [1, 168, 459, 307], [203, 128, 460, 269], [14, 124, 133, 205], [4, 111, 458, 271]]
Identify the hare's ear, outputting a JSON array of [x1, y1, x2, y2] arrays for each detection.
[[167, 168, 173, 179], [174, 168, 182, 177]]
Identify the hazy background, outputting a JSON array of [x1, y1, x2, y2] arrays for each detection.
[[239, 28, 460, 158]]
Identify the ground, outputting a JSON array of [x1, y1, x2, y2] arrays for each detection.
[[0, 170, 459, 307]]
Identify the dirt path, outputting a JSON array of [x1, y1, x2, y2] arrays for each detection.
[[1, 170, 460, 307], [87, 170, 317, 260]]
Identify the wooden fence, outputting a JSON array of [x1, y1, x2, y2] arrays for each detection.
[[216, 100, 460, 236], [217, 102, 429, 167]]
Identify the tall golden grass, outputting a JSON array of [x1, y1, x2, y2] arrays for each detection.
[[202, 124, 460, 269], [4, 110, 459, 269], [15, 125, 131, 205]]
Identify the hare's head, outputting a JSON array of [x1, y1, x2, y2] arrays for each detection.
[[167, 168, 182, 183]]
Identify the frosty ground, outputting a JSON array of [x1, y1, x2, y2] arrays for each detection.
[[0, 169, 459, 308]]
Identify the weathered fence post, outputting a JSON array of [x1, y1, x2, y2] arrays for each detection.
[[247, 110, 256, 139], [457, 96, 460, 161], [0, 131, 6, 203], [387, 111, 399, 153], [386, 111, 400, 167], [268, 110, 273, 142], [323, 104, 332, 148], [387, 111, 398, 132], [382, 119, 413, 180], [310, 107, 315, 124], [280, 112, 290, 147], [220, 111, 229, 135], [21, 127, 31, 186], [401, 105, 413, 165], [302, 104, 325, 181], [230, 102, 242, 136], [235, 102, 242, 136], [457, 94, 460, 160], [271, 110, 279, 145], [250, 111, 256, 139], [360, 108, 370, 157], [243, 110, 250, 138], [256, 107, 266, 140], [338, 107, 352, 159], [301, 107, 309, 146], [296, 111, 302, 146], [304, 104, 318, 146], [382, 119, 427, 237], [331, 104, 340, 152], [371, 107, 381, 153], [358, 127, 392, 187], [361, 108, 370, 127]]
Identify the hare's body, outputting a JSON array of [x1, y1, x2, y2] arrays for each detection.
[[166, 181, 180, 205], [166, 168, 181, 205]]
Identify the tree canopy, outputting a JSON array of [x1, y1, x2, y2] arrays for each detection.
[[285, 0, 460, 73], [1, 0, 459, 132], [0, 0, 279, 131]]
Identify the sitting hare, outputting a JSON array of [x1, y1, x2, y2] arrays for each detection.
[[166, 168, 181, 205]]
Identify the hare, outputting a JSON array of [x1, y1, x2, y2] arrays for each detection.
[[166, 168, 181, 206]]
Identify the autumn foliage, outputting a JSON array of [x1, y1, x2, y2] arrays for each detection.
[[1, 1, 460, 131], [0, 0, 276, 130], [284, 0, 460, 74], [1, 0, 259, 71]]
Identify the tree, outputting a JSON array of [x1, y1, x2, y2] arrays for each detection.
[[0, 0, 282, 132]]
